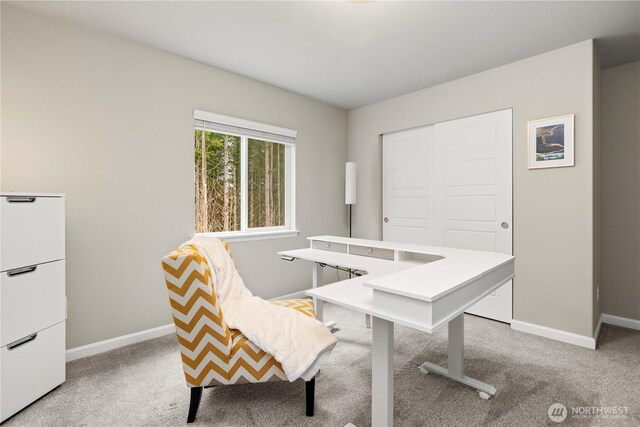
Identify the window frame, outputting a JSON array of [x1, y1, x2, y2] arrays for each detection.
[[193, 110, 298, 242]]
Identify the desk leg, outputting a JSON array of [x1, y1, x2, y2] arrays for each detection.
[[418, 314, 495, 399], [372, 317, 394, 427], [312, 263, 324, 322], [315, 299, 324, 324], [448, 313, 464, 379]]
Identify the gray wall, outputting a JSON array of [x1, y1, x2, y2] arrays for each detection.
[[601, 61, 640, 321], [0, 5, 348, 348], [348, 40, 598, 337]]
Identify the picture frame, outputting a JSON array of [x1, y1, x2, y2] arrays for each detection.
[[527, 114, 574, 169]]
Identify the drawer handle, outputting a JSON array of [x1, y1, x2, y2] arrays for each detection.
[[7, 265, 37, 277], [7, 333, 37, 350], [6, 196, 36, 203]]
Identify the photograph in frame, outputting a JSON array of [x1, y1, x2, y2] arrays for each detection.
[[527, 114, 574, 169]]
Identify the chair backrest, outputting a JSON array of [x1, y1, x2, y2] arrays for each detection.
[[162, 244, 232, 386]]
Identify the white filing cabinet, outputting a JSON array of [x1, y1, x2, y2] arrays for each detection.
[[0, 192, 66, 422]]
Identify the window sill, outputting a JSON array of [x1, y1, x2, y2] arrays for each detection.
[[195, 229, 300, 243]]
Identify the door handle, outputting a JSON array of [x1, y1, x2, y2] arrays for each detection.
[[7, 333, 37, 350], [501, 222, 509, 229], [7, 265, 38, 277], [6, 196, 36, 203], [384, 217, 389, 223]]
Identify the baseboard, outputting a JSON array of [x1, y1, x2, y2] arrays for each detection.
[[66, 323, 176, 362], [270, 289, 310, 300], [593, 314, 603, 348], [511, 320, 596, 349], [65, 309, 634, 363], [601, 313, 640, 331]]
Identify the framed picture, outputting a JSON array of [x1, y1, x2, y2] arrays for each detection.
[[527, 114, 574, 169]]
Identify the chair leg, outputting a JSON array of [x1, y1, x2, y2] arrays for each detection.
[[187, 386, 203, 423], [305, 378, 315, 417]]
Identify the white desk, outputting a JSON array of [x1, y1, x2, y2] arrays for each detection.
[[279, 236, 514, 427]]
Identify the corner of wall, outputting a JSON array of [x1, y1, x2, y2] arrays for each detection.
[[600, 60, 640, 323], [592, 41, 602, 335]]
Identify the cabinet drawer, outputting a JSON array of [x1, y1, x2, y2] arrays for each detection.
[[349, 245, 394, 260], [1, 261, 65, 346], [1, 321, 65, 422], [311, 240, 347, 253], [1, 196, 65, 272]]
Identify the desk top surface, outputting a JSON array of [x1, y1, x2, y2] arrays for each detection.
[[279, 235, 514, 303]]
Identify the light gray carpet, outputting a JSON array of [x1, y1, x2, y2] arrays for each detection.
[[5, 304, 640, 426]]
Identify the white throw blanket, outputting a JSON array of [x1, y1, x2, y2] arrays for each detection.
[[183, 236, 336, 382]]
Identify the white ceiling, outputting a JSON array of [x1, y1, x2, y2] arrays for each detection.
[[10, 1, 640, 110]]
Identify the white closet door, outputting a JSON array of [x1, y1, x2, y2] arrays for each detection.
[[382, 109, 512, 323], [382, 126, 435, 245], [434, 109, 512, 323]]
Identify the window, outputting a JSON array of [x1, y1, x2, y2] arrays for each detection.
[[194, 110, 297, 241]]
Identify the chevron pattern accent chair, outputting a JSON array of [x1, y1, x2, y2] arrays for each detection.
[[161, 244, 317, 423]]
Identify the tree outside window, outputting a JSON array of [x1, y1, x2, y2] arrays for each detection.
[[195, 130, 287, 234]]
